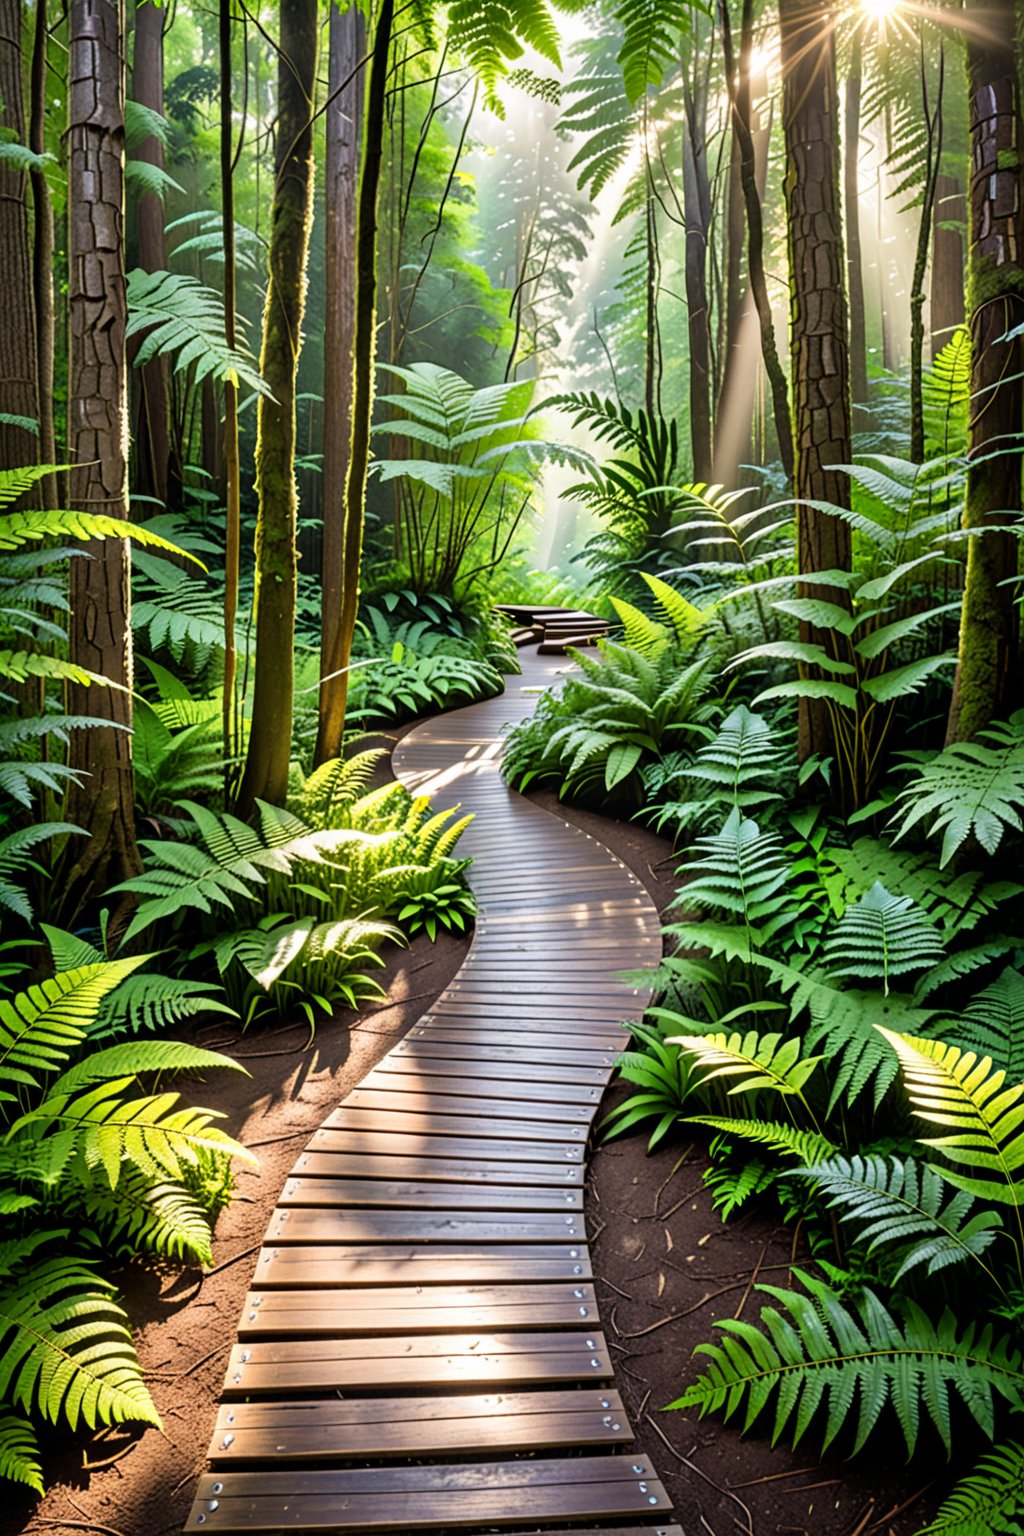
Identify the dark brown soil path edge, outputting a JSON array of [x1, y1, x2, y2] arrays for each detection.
[[8, 718, 952, 1536]]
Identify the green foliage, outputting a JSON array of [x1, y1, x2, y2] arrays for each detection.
[[669, 1269, 1024, 1455], [502, 638, 716, 805], [125, 269, 266, 394], [370, 364, 556, 596], [446, 0, 564, 115], [823, 881, 945, 995], [888, 714, 1024, 866], [959, 970, 1024, 1082], [667, 1028, 821, 1119], [790, 1154, 1003, 1282], [880, 1030, 1024, 1209], [644, 706, 790, 837], [918, 1443, 1024, 1536], [602, 1019, 701, 1150], [395, 864, 476, 940]]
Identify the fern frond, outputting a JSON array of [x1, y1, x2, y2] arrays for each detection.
[[918, 1442, 1024, 1535], [0, 1409, 42, 1494], [0, 1258, 161, 1431], [959, 969, 1024, 1080], [880, 1029, 1024, 1206], [0, 961, 146, 1091], [125, 269, 265, 393], [670, 1269, 1024, 1454], [669, 1031, 821, 1104], [73, 1167, 214, 1265], [791, 1154, 1002, 1281], [824, 882, 945, 994], [689, 1116, 838, 1163], [889, 715, 1024, 867]]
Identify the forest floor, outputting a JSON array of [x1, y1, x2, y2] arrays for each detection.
[[7, 724, 946, 1536]]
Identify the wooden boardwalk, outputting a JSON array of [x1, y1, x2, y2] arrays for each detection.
[[185, 649, 679, 1535]]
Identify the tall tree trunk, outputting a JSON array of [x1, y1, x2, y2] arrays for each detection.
[[0, 0, 41, 474], [946, 0, 1023, 741], [845, 33, 869, 417], [220, 0, 242, 784], [29, 0, 56, 497], [237, 0, 318, 814], [909, 43, 943, 463], [779, 0, 854, 769], [682, 37, 712, 483], [63, 0, 142, 910], [315, 0, 365, 766], [713, 99, 770, 485], [931, 171, 966, 355], [643, 192, 662, 420], [719, 0, 794, 482], [313, 0, 392, 765], [130, 0, 174, 507]]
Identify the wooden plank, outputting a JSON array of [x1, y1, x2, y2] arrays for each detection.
[[221, 1330, 614, 1395], [371, 1055, 609, 1087], [304, 1129, 585, 1162], [237, 1282, 600, 1336], [252, 1245, 592, 1288], [264, 1209, 588, 1245], [392, 1039, 618, 1067], [353, 1072, 604, 1108], [196, 1452, 660, 1495], [337, 1088, 595, 1124], [277, 1177, 583, 1211], [207, 1388, 630, 1462], [186, 1476, 671, 1532], [288, 1151, 585, 1185], [317, 1110, 590, 1144]]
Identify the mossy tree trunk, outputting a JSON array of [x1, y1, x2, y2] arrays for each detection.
[[845, 34, 869, 419], [313, 0, 392, 766], [236, 0, 318, 814], [220, 0, 242, 785], [315, 0, 366, 767], [63, 0, 142, 912], [946, 0, 1024, 742], [779, 0, 854, 771], [0, 0, 41, 475]]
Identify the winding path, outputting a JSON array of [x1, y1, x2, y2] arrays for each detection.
[[185, 648, 680, 1536]]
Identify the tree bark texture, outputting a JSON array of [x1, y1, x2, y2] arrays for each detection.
[[237, 0, 318, 814], [713, 104, 770, 486], [946, 0, 1024, 741], [315, 0, 366, 766], [29, 0, 56, 494], [64, 0, 142, 908], [719, 0, 794, 482], [312, 0, 391, 767], [844, 36, 869, 412], [220, 0, 242, 781], [130, 0, 174, 507], [682, 41, 712, 483], [779, 0, 854, 765], [0, 0, 41, 474], [931, 170, 966, 355]]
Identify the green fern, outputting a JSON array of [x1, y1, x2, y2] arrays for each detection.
[[0, 1258, 161, 1432], [125, 269, 266, 393], [959, 970, 1024, 1081], [668, 1030, 822, 1116], [0, 1410, 41, 1494], [73, 1167, 217, 1265], [824, 882, 945, 995], [669, 1268, 1024, 1455], [0, 822, 84, 922], [446, 0, 562, 115], [918, 1442, 1024, 1535], [688, 1116, 838, 1164], [790, 1154, 1003, 1282], [889, 715, 1024, 867], [880, 1029, 1024, 1209], [0, 960, 146, 1088]]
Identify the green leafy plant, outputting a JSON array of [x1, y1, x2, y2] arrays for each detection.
[[888, 714, 1024, 867], [918, 1442, 1024, 1536], [669, 1268, 1024, 1456]]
